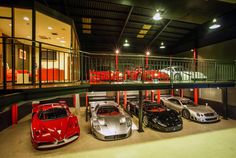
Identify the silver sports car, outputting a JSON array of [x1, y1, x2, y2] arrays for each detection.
[[161, 97, 220, 123], [90, 101, 132, 140]]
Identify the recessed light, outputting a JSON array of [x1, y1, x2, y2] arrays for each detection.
[[153, 10, 162, 21], [23, 16, 29, 21], [123, 39, 130, 47], [48, 26, 53, 30], [9, 24, 12, 27], [160, 42, 165, 49], [60, 40, 66, 43], [209, 18, 221, 30]]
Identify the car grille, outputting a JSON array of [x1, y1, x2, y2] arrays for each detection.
[[105, 134, 127, 140], [205, 117, 217, 121], [38, 142, 54, 146], [204, 113, 215, 117]]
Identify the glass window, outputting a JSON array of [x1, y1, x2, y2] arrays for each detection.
[[0, 7, 11, 17]]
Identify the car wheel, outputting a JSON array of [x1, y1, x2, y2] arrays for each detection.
[[143, 115, 149, 127], [182, 109, 190, 119], [174, 73, 182, 81]]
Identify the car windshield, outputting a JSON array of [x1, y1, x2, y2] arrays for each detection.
[[173, 66, 187, 71], [145, 103, 163, 111], [181, 99, 197, 107], [97, 106, 120, 116], [38, 108, 68, 120]]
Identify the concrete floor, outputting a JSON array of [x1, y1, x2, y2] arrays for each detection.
[[0, 107, 236, 158]]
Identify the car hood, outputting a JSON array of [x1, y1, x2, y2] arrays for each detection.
[[151, 110, 182, 127], [188, 105, 215, 113], [40, 117, 70, 139], [97, 115, 130, 132]]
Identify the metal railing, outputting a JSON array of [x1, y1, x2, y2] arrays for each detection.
[[80, 51, 236, 85], [0, 36, 80, 90]]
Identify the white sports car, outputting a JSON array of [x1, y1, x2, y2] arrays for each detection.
[[160, 97, 220, 123], [160, 66, 207, 81], [89, 101, 132, 140]]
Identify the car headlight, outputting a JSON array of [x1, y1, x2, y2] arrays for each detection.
[[154, 73, 158, 77], [152, 118, 158, 123], [157, 121, 167, 127], [93, 124, 101, 131], [120, 117, 126, 124], [119, 72, 123, 77], [126, 119, 132, 127], [98, 118, 106, 126]]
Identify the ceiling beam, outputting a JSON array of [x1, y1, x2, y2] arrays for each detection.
[[147, 20, 172, 48], [116, 6, 134, 45]]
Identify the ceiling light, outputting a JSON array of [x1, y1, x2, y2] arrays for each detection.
[[60, 40, 66, 43], [160, 42, 165, 49], [137, 34, 144, 38], [191, 49, 194, 52], [23, 16, 29, 21], [48, 26, 53, 30], [146, 51, 150, 56], [115, 49, 119, 54], [123, 39, 130, 47], [9, 24, 12, 27], [153, 10, 162, 21], [209, 18, 221, 30]]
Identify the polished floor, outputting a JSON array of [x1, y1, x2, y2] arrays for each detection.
[[0, 107, 236, 158]]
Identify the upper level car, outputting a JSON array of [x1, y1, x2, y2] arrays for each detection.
[[125, 66, 169, 81], [127, 100, 182, 132], [160, 66, 207, 81], [90, 101, 132, 140], [89, 66, 123, 82], [31, 101, 80, 149], [160, 96, 220, 123]]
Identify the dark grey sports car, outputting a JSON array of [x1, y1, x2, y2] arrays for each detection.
[[127, 100, 183, 132]]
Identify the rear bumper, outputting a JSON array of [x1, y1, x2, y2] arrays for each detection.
[[33, 134, 79, 149]]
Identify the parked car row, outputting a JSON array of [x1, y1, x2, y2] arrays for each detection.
[[30, 96, 219, 149], [89, 66, 207, 82]]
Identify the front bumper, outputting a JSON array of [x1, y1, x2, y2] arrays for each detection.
[[33, 134, 79, 149], [151, 123, 183, 132], [92, 127, 132, 141], [192, 115, 220, 123]]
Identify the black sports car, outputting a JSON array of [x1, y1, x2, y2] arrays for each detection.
[[127, 100, 183, 132]]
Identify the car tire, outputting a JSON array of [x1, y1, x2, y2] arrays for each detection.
[[143, 115, 149, 127], [174, 73, 182, 81], [182, 109, 190, 119]]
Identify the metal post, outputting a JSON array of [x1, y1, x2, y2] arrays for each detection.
[[214, 61, 217, 82], [123, 91, 127, 110], [151, 90, 154, 102], [117, 91, 120, 105], [32, 6, 36, 85], [81, 52, 84, 83], [138, 90, 144, 132], [145, 90, 148, 100], [11, 104, 18, 125], [157, 89, 161, 103], [194, 88, 198, 104], [222, 87, 228, 120], [3, 37, 7, 90], [142, 57, 144, 84], [39, 43, 42, 88], [85, 92, 89, 122], [171, 89, 174, 96]]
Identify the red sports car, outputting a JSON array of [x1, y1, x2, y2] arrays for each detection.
[[125, 66, 169, 81], [89, 66, 123, 82], [31, 101, 80, 149]]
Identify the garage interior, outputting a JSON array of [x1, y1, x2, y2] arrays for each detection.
[[0, 0, 236, 158]]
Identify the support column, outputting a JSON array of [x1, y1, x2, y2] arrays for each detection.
[[85, 92, 89, 121], [123, 91, 127, 110], [138, 90, 144, 132], [145, 90, 148, 100], [222, 88, 228, 120], [117, 91, 120, 105], [151, 90, 154, 102], [11, 104, 18, 125], [194, 88, 198, 104], [157, 90, 161, 103], [179, 89, 184, 98], [171, 89, 174, 96], [73, 94, 80, 115]]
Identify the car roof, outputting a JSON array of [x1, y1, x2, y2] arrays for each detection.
[[37, 103, 68, 111]]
